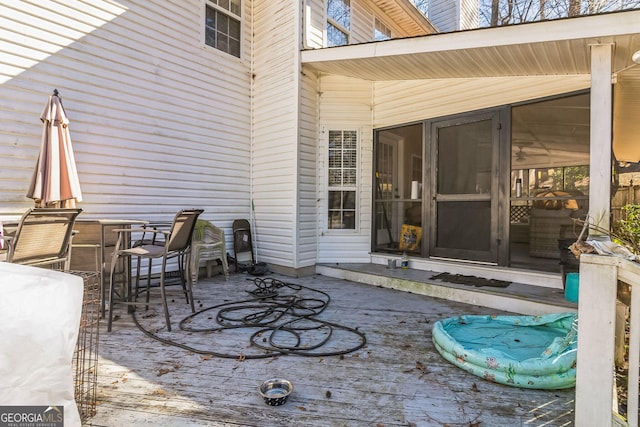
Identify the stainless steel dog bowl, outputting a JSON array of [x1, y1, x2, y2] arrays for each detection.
[[258, 378, 293, 406]]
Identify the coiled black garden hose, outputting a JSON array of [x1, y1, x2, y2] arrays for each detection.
[[131, 277, 367, 359]]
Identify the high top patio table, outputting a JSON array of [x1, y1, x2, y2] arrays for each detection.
[[71, 219, 149, 317]]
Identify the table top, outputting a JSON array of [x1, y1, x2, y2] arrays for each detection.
[[78, 219, 150, 226], [3, 217, 150, 227]]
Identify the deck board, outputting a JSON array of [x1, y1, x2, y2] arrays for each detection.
[[86, 272, 574, 426]]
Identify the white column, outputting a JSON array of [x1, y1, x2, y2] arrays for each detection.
[[574, 255, 618, 427], [588, 44, 613, 237]]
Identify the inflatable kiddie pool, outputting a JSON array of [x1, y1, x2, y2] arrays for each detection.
[[432, 312, 577, 389]]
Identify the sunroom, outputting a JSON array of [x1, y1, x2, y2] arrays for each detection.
[[303, 10, 640, 282]]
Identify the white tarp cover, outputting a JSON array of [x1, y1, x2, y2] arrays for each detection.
[[0, 262, 83, 426]]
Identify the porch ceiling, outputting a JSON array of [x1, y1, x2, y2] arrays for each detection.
[[301, 11, 640, 80], [301, 10, 640, 162]]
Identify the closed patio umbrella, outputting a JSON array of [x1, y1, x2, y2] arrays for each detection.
[[26, 89, 82, 208]]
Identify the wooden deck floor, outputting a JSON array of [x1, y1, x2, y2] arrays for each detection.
[[86, 272, 575, 427]]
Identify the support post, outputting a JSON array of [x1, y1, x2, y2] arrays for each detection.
[[575, 255, 618, 427], [588, 43, 613, 237]]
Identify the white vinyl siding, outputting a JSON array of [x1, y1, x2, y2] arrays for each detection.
[[303, 0, 326, 48], [350, 0, 374, 43], [251, 0, 301, 269], [459, 0, 479, 30], [0, 1, 252, 233], [426, 0, 480, 31], [4, 0, 594, 275], [299, 71, 321, 267], [427, 0, 459, 32], [347, 0, 419, 43], [373, 76, 592, 128], [317, 75, 373, 263]]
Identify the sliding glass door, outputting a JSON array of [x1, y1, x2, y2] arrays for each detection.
[[372, 124, 423, 254]]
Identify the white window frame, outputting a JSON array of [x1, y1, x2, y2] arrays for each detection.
[[326, 0, 350, 47], [326, 129, 359, 232], [203, 0, 242, 58]]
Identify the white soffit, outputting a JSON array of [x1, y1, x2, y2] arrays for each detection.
[[301, 10, 640, 80]]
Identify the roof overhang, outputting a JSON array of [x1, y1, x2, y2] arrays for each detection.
[[301, 10, 640, 80]]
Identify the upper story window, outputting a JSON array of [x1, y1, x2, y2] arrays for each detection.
[[205, 0, 241, 58], [374, 18, 391, 41], [328, 130, 357, 230], [327, 0, 350, 47]]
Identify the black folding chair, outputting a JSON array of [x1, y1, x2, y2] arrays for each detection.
[[232, 219, 254, 272]]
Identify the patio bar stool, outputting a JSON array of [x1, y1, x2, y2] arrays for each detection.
[[107, 208, 204, 332]]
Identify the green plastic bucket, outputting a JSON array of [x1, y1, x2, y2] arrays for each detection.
[[565, 273, 579, 303]]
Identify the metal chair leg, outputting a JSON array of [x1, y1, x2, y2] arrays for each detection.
[[185, 252, 195, 313], [133, 256, 141, 302], [159, 259, 172, 332], [178, 253, 190, 304], [145, 258, 153, 309], [133, 256, 153, 310], [107, 260, 118, 332]]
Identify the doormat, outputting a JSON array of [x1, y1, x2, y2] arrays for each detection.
[[431, 273, 511, 288]]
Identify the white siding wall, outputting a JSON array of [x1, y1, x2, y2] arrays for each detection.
[[303, 0, 325, 48], [304, 0, 430, 265], [299, 71, 320, 268], [351, 0, 376, 43], [1, 1, 597, 271], [251, 0, 301, 268], [301, 0, 326, 270], [317, 75, 373, 263], [459, 0, 479, 29], [428, 0, 459, 32], [265, 0, 426, 271], [0, 0, 252, 235], [304, 0, 421, 49], [373, 76, 592, 127], [429, 0, 480, 31]]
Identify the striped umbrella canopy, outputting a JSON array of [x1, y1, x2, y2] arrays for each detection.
[[26, 90, 82, 208]]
